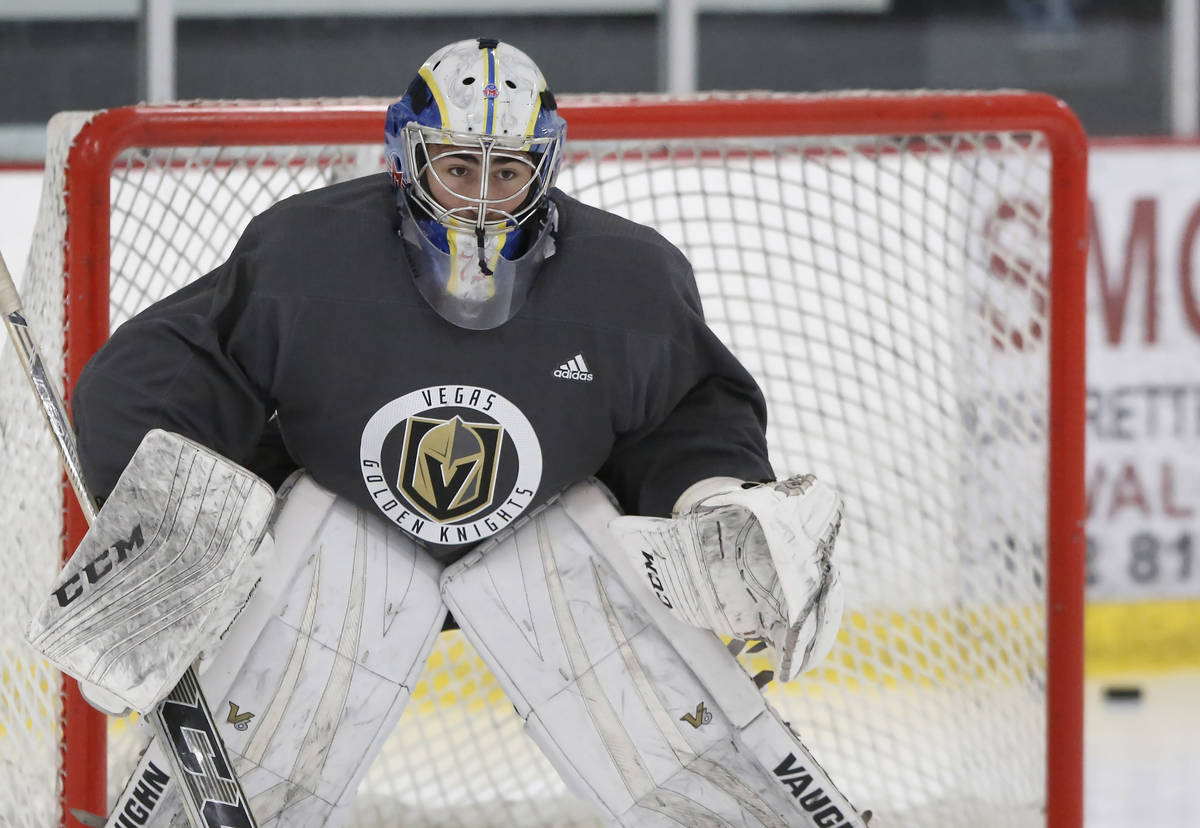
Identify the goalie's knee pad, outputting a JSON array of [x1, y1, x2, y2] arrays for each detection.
[[110, 473, 447, 828], [441, 480, 868, 827]]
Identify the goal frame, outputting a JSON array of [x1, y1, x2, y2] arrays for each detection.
[[46, 92, 1087, 828]]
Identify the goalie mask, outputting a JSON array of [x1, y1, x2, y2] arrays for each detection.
[[385, 37, 567, 330]]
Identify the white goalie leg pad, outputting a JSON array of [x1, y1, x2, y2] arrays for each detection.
[[26, 428, 277, 714], [105, 473, 447, 828], [441, 480, 868, 827]]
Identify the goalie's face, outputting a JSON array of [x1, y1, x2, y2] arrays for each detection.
[[424, 144, 538, 227], [396, 138, 558, 331]]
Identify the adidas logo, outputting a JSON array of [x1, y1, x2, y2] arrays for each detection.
[[553, 353, 594, 382]]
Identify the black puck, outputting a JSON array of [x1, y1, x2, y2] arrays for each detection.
[[1103, 685, 1143, 702]]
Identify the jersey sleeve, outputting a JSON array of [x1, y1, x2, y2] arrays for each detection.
[[597, 265, 774, 518], [72, 217, 286, 499]]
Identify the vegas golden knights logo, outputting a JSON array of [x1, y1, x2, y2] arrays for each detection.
[[361, 385, 541, 545], [399, 415, 503, 522]]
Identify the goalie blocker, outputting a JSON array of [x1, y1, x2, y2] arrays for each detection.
[[26, 428, 278, 715], [442, 480, 869, 827]]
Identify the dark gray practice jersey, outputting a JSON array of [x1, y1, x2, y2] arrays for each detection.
[[73, 174, 773, 563]]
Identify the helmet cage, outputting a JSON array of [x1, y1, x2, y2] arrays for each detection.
[[400, 123, 564, 236]]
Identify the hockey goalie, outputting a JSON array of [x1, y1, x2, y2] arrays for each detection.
[[33, 37, 870, 828]]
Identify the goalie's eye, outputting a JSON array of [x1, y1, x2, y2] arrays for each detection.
[[430, 152, 481, 178]]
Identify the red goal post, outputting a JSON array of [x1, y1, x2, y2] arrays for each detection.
[[4, 91, 1086, 828]]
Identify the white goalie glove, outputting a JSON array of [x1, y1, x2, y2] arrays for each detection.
[[609, 474, 845, 682]]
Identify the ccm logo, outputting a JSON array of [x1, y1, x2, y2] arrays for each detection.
[[54, 524, 144, 608], [641, 551, 673, 609]]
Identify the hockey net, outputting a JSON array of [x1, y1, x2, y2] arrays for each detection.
[[0, 92, 1087, 828]]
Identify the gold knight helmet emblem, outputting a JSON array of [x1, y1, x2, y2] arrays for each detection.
[[401, 415, 503, 522], [413, 416, 485, 509]]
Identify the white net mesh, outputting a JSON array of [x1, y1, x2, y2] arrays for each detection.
[[0, 96, 1069, 827], [0, 110, 94, 828]]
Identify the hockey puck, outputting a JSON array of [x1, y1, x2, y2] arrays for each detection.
[[1103, 685, 1143, 702]]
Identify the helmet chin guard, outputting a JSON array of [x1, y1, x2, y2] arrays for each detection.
[[398, 194, 558, 331]]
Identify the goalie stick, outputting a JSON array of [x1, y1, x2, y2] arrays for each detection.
[[0, 249, 258, 828]]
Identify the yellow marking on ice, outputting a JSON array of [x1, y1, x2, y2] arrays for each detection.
[[7, 600, 1200, 752], [1087, 598, 1200, 674]]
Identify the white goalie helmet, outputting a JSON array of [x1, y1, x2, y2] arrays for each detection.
[[385, 37, 567, 236], [385, 38, 567, 330]]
